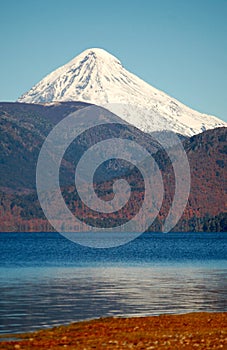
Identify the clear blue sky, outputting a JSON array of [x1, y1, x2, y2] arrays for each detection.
[[1, 0, 227, 122]]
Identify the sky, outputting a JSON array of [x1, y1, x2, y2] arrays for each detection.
[[0, 0, 227, 122]]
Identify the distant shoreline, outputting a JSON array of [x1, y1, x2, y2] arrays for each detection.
[[0, 312, 226, 349]]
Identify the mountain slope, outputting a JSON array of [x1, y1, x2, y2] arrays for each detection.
[[0, 101, 162, 191], [0, 102, 91, 191], [18, 48, 226, 136], [0, 102, 226, 232]]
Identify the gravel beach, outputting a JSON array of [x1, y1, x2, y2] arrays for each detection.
[[0, 312, 226, 349]]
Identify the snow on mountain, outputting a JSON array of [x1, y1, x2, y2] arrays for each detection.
[[18, 48, 226, 136]]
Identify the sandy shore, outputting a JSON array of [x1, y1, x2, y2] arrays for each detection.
[[0, 312, 226, 349]]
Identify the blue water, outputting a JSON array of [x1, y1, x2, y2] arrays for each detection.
[[0, 232, 226, 334]]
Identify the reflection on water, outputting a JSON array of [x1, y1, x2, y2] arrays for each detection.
[[0, 266, 226, 334], [0, 232, 226, 334]]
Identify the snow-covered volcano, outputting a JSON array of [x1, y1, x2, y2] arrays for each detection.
[[18, 48, 226, 136]]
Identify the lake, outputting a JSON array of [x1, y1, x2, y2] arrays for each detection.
[[0, 232, 226, 334]]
